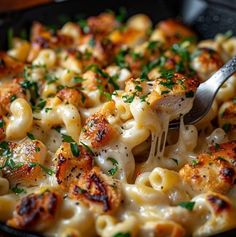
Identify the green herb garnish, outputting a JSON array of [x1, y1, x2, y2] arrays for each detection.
[[222, 123, 232, 133], [107, 157, 118, 176], [113, 233, 131, 237], [135, 85, 142, 92], [0, 118, 4, 128], [29, 162, 55, 176], [62, 134, 75, 143], [185, 91, 194, 98], [11, 186, 26, 194], [80, 142, 94, 156], [178, 201, 195, 211], [122, 94, 135, 103], [70, 143, 80, 157], [27, 133, 35, 140]]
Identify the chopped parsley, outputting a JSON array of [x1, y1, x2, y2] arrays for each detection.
[[78, 19, 90, 33], [171, 43, 190, 62], [222, 123, 232, 133], [11, 186, 26, 194], [0, 118, 4, 128], [115, 7, 127, 22], [159, 79, 175, 90], [45, 74, 58, 84], [115, 48, 129, 69], [131, 51, 142, 61], [88, 37, 95, 47], [191, 159, 199, 166], [10, 95, 17, 102], [70, 143, 80, 157], [80, 142, 94, 156], [140, 57, 163, 81], [135, 85, 142, 92], [62, 134, 75, 143], [34, 100, 46, 111], [185, 91, 194, 98], [20, 80, 39, 104], [160, 69, 175, 80], [147, 40, 159, 52], [178, 201, 195, 211], [113, 233, 131, 237], [107, 157, 118, 176], [45, 108, 52, 113], [161, 90, 170, 95], [27, 133, 35, 140], [29, 162, 55, 176], [214, 143, 220, 150], [122, 94, 135, 103], [140, 94, 150, 104], [35, 147, 41, 152], [73, 76, 84, 83], [216, 156, 226, 161]]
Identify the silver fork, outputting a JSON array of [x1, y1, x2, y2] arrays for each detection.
[[169, 56, 236, 129]]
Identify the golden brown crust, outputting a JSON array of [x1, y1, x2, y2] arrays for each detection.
[[180, 141, 236, 194], [56, 88, 88, 108], [81, 112, 117, 149], [69, 167, 121, 213], [2, 139, 46, 187], [87, 13, 119, 37], [157, 19, 195, 47], [7, 190, 61, 230], [55, 142, 93, 190], [0, 78, 27, 115], [0, 52, 24, 78], [191, 48, 224, 81]]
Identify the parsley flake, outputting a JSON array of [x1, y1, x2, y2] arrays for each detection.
[[107, 157, 118, 176], [27, 133, 35, 140], [70, 143, 80, 157], [178, 201, 195, 211]]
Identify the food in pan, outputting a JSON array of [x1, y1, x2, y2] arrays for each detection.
[[0, 10, 236, 237]]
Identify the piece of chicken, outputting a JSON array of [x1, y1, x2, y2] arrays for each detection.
[[180, 141, 236, 194], [7, 190, 61, 231]]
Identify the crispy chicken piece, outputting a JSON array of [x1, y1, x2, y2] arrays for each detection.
[[7, 190, 61, 231], [191, 48, 224, 81], [0, 78, 27, 115], [1, 138, 47, 187], [81, 112, 117, 148], [28, 22, 74, 62], [56, 88, 88, 108], [87, 13, 119, 37], [55, 142, 93, 190], [218, 100, 236, 133], [193, 192, 236, 236], [69, 167, 121, 213], [180, 141, 236, 194], [0, 52, 24, 78], [154, 19, 195, 47], [125, 73, 199, 119]]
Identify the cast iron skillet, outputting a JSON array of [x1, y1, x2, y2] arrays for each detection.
[[0, 0, 236, 236]]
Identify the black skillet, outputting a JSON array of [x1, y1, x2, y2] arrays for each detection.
[[0, 0, 236, 236]]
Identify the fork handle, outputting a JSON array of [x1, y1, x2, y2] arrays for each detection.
[[203, 55, 236, 91]]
